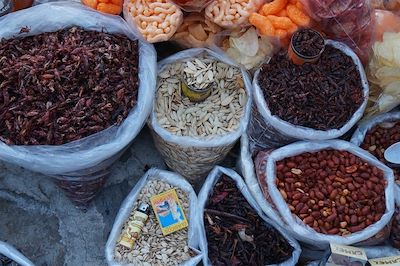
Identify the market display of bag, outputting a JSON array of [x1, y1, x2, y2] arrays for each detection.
[[105, 168, 203, 266], [197, 166, 301, 266], [247, 40, 369, 151], [350, 111, 400, 186], [0, 241, 35, 266], [389, 187, 400, 248], [149, 48, 252, 184], [0, 2, 157, 207], [240, 138, 395, 247]]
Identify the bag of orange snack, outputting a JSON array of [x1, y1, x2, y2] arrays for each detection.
[[82, 0, 123, 15]]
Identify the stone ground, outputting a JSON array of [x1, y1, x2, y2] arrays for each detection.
[[0, 127, 238, 266]]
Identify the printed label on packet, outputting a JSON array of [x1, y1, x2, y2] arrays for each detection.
[[327, 243, 368, 266], [150, 188, 188, 236], [369, 256, 400, 266]]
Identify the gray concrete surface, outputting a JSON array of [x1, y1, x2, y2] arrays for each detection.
[[0, 127, 238, 266], [0, 127, 167, 266]]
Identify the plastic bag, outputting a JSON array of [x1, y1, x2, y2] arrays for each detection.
[[0, 241, 35, 266], [248, 40, 369, 150], [364, 245, 400, 258], [300, 0, 375, 63], [390, 189, 400, 248], [149, 48, 252, 184], [172, 12, 222, 48], [171, 0, 214, 12], [197, 166, 301, 266], [123, 0, 183, 43], [0, 2, 157, 206], [350, 111, 400, 185], [365, 31, 400, 118], [213, 27, 275, 71], [239, 137, 395, 247], [372, 0, 400, 11], [205, 0, 266, 29], [373, 9, 400, 41], [81, 0, 123, 15], [105, 168, 203, 266]]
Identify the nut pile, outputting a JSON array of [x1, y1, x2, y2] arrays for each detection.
[[0, 27, 139, 145], [360, 121, 400, 183], [115, 180, 194, 265], [274, 150, 386, 236], [155, 55, 247, 137]]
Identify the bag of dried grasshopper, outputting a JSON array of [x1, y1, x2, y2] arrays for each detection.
[[0, 2, 156, 207], [149, 48, 252, 185]]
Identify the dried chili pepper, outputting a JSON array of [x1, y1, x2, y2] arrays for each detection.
[[0, 27, 139, 145], [205, 175, 293, 266]]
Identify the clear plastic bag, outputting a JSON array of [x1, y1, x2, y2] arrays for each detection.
[[365, 31, 400, 118], [197, 166, 301, 266], [0, 241, 35, 266], [300, 0, 375, 63], [149, 48, 252, 185], [248, 40, 369, 150], [0, 1, 157, 206], [239, 136, 396, 247], [105, 168, 203, 266], [171, 0, 214, 12]]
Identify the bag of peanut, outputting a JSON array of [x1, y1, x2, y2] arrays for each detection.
[[248, 40, 369, 150], [197, 166, 301, 266], [149, 48, 252, 185], [0, 241, 35, 266], [105, 168, 203, 266], [350, 111, 400, 187], [239, 137, 396, 248]]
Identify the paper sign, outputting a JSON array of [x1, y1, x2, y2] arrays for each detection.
[[150, 188, 188, 236], [369, 256, 400, 266]]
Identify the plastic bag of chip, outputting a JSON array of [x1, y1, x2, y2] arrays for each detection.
[[365, 32, 400, 118], [214, 27, 275, 70], [172, 12, 222, 48]]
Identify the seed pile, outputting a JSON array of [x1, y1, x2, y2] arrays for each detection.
[[115, 180, 194, 266], [205, 175, 294, 265], [0, 27, 139, 145], [360, 121, 400, 183], [258, 45, 363, 130], [155, 56, 247, 137], [273, 150, 386, 236]]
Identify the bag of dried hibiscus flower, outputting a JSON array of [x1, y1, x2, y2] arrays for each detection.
[[197, 166, 301, 266], [0, 2, 156, 207]]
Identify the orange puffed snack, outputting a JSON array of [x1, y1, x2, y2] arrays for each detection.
[[82, 0, 123, 15], [249, 0, 311, 44]]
